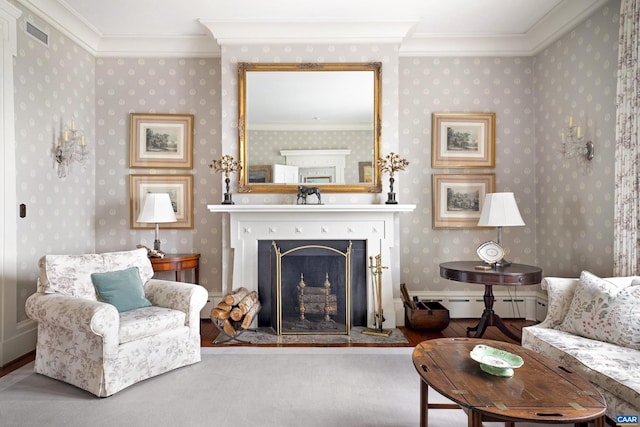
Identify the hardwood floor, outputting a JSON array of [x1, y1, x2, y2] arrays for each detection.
[[1, 318, 536, 378]]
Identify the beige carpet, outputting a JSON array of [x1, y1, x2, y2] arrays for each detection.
[[0, 347, 572, 427]]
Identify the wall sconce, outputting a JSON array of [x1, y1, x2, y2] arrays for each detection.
[[54, 118, 88, 178], [561, 115, 594, 166]]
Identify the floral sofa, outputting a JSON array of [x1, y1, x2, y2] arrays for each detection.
[[522, 271, 640, 419], [25, 248, 208, 397]]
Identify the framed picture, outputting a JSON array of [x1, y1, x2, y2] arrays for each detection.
[[432, 173, 495, 229], [248, 165, 272, 183], [304, 176, 331, 184], [130, 174, 193, 229], [359, 161, 373, 183], [129, 113, 194, 169], [431, 112, 495, 168]]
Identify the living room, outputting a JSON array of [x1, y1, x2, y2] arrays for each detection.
[[0, 0, 631, 374]]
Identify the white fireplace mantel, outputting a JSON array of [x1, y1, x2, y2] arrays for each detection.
[[208, 204, 416, 329]]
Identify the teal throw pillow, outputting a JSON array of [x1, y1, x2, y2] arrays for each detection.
[[91, 267, 152, 312]]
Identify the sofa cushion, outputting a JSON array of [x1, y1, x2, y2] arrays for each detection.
[[91, 267, 152, 313], [39, 253, 104, 299], [523, 326, 640, 417], [37, 248, 154, 300], [558, 270, 640, 350], [118, 306, 186, 344], [102, 248, 154, 284]]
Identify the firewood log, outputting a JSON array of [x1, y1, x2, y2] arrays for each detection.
[[238, 291, 259, 314], [241, 301, 261, 330], [229, 307, 244, 321], [216, 301, 232, 312], [224, 287, 249, 305], [210, 307, 231, 320], [222, 319, 237, 336]]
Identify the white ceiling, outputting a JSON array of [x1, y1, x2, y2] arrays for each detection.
[[19, 0, 609, 57]]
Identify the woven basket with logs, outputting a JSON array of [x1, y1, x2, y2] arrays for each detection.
[[210, 287, 261, 337]]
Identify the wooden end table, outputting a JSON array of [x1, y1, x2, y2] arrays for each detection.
[[149, 253, 200, 283], [413, 338, 606, 427], [440, 261, 542, 341]]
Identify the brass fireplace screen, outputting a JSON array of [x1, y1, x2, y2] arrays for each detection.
[[272, 241, 352, 335]]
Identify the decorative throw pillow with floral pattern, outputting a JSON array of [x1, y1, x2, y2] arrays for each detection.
[[557, 270, 640, 350]]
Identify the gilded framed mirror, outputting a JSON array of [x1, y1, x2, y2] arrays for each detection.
[[237, 62, 382, 193]]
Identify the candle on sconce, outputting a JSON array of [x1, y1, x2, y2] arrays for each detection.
[[569, 115, 573, 127], [81, 136, 85, 146], [71, 120, 75, 131], [561, 131, 565, 143], [577, 126, 581, 138], [63, 130, 69, 141]]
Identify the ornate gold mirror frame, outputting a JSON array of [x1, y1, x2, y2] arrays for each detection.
[[237, 62, 382, 193]]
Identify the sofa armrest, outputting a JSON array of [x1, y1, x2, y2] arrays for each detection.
[[25, 292, 119, 339], [537, 277, 579, 328], [144, 279, 208, 327]]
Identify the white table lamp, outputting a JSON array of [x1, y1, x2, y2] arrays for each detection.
[[477, 192, 525, 266], [137, 193, 177, 253]]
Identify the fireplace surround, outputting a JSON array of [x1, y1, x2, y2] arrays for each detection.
[[207, 204, 416, 330]]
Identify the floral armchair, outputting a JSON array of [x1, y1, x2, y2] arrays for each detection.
[[25, 248, 208, 397]]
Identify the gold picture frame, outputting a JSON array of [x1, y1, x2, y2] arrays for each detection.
[[129, 113, 194, 169], [432, 112, 495, 168], [130, 174, 193, 229], [432, 173, 495, 229]]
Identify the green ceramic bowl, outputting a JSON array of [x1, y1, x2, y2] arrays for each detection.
[[470, 344, 524, 377]]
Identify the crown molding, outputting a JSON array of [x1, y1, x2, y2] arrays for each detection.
[[526, 0, 609, 55], [95, 35, 220, 58], [199, 19, 418, 46], [14, 0, 609, 57], [401, 0, 610, 57], [16, 0, 99, 55]]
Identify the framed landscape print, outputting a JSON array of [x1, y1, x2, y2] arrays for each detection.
[[359, 161, 373, 183], [431, 112, 495, 168], [248, 165, 272, 183], [129, 113, 194, 169], [432, 173, 495, 229], [130, 174, 193, 229]]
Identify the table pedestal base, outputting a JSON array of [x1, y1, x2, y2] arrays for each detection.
[[466, 284, 521, 342]]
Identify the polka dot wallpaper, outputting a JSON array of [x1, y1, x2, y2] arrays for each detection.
[[10, 0, 621, 313], [398, 56, 537, 293], [534, 2, 619, 278], [13, 4, 96, 322], [93, 57, 222, 289]]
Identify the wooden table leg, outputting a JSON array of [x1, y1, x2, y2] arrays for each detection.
[[468, 409, 483, 427], [420, 379, 428, 427]]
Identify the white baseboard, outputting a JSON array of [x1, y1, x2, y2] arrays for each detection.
[[393, 290, 548, 326]]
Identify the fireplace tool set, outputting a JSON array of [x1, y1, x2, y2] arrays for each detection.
[[362, 252, 392, 337]]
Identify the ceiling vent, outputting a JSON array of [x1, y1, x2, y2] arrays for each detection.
[[25, 20, 49, 47]]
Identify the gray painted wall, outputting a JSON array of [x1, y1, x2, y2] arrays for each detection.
[[10, 0, 620, 325]]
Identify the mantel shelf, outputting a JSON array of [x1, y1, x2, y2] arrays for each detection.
[[207, 204, 416, 214]]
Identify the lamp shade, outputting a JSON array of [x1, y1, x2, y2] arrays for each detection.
[[477, 192, 525, 227], [137, 193, 177, 224]]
